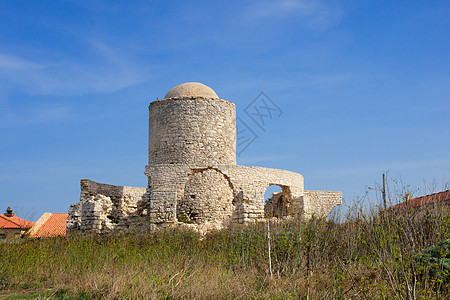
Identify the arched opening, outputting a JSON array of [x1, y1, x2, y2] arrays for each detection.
[[265, 185, 282, 204], [264, 184, 292, 219], [177, 168, 234, 224]]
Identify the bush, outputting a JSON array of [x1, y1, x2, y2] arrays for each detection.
[[416, 238, 450, 291], [1, 195, 449, 298]]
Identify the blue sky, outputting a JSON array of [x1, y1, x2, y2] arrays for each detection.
[[0, 0, 449, 221]]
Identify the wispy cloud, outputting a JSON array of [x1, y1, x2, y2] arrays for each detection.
[[0, 41, 149, 96], [0, 53, 45, 70], [0, 104, 73, 127], [248, 0, 318, 18], [243, 0, 342, 29]]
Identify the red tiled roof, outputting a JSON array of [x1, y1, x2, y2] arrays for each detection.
[[29, 213, 68, 238], [389, 190, 450, 210], [0, 214, 34, 229]]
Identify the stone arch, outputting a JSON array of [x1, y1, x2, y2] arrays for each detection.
[[176, 168, 234, 224], [264, 184, 293, 218]]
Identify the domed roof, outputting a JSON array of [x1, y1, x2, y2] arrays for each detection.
[[164, 82, 219, 99]]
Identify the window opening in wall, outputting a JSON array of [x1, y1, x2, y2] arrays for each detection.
[[264, 184, 290, 219], [264, 185, 282, 204]]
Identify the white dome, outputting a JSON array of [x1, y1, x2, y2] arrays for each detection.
[[164, 82, 219, 99]]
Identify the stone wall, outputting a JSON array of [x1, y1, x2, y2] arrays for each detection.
[[265, 192, 289, 218], [222, 165, 304, 223], [144, 164, 304, 226], [67, 179, 147, 234], [68, 171, 342, 234], [303, 190, 342, 218], [177, 168, 234, 224], [148, 97, 236, 166], [0, 228, 25, 239]]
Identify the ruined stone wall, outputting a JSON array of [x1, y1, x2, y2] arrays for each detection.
[[302, 190, 342, 218], [265, 192, 290, 218], [144, 164, 304, 226], [148, 97, 236, 166], [67, 179, 147, 234], [222, 165, 304, 223], [69, 171, 342, 233]]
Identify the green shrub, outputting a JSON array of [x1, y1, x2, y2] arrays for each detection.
[[0, 195, 449, 298], [416, 238, 450, 290]]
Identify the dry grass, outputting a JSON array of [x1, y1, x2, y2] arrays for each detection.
[[1, 196, 449, 299]]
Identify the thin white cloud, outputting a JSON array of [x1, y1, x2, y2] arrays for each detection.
[[249, 0, 316, 18], [0, 105, 73, 127], [0, 53, 45, 70], [243, 0, 342, 29], [0, 41, 149, 96]]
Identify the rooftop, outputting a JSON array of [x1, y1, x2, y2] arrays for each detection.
[[164, 82, 219, 99], [0, 214, 34, 229], [389, 190, 450, 210], [29, 213, 68, 238]]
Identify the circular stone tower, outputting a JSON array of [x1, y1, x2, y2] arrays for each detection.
[[148, 82, 236, 166]]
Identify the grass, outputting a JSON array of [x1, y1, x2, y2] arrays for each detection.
[[1, 199, 449, 299]]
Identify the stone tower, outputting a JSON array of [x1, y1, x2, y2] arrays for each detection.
[[148, 82, 236, 166], [147, 82, 238, 223], [67, 82, 342, 234], [144, 82, 341, 227]]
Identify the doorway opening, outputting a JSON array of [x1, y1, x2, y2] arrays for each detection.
[[264, 184, 292, 218]]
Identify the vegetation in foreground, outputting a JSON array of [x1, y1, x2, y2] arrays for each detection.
[[1, 200, 449, 299]]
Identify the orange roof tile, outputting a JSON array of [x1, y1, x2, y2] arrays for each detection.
[[30, 213, 68, 238], [0, 214, 34, 229], [389, 190, 450, 210]]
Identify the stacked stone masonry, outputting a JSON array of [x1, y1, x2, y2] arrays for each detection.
[[67, 180, 147, 234], [68, 82, 342, 234], [302, 190, 342, 219], [144, 164, 304, 226], [148, 97, 236, 166]]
